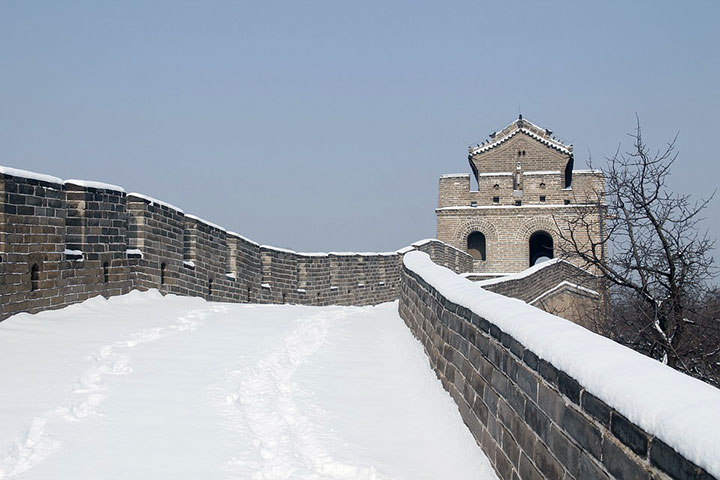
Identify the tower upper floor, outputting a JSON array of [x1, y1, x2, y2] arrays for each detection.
[[439, 116, 603, 209]]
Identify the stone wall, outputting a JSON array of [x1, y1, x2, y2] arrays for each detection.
[[0, 167, 473, 320], [399, 252, 717, 480], [476, 260, 605, 330]]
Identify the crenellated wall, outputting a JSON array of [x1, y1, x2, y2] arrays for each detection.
[[399, 251, 719, 480], [0, 166, 473, 320]]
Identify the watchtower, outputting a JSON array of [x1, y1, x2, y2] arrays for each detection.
[[436, 115, 605, 275]]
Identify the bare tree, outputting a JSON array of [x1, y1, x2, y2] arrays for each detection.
[[555, 119, 718, 384]]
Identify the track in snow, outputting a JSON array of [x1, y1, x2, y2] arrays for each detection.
[[0, 291, 496, 479]]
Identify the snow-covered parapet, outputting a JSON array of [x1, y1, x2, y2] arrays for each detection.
[[64, 179, 125, 193], [400, 251, 719, 480], [0, 166, 63, 185]]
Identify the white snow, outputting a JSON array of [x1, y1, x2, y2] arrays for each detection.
[[63, 179, 125, 193], [528, 281, 599, 306], [0, 166, 62, 185], [125, 248, 143, 259], [523, 170, 561, 176], [63, 249, 83, 261], [127, 192, 184, 213], [227, 231, 260, 247], [478, 172, 512, 177], [0, 292, 496, 479], [476, 258, 561, 287], [225, 273, 236, 280], [261, 245, 296, 254], [440, 173, 469, 178], [436, 204, 601, 211], [470, 126, 571, 156], [185, 214, 226, 232], [404, 251, 720, 478], [183, 260, 195, 269]]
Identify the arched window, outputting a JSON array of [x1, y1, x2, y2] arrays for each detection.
[[160, 263, 166, 286], [208, 278, 213, 296], [103, 262, 109, 283], [564, 156, 574, 189], [529, 231, 554, 267], [30, 263, 40, 291], [467, 231, 487, 261]]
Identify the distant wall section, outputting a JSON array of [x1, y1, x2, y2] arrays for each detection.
[[0, 167, 473, 320]]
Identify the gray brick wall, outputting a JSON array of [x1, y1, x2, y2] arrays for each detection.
[[0, 168, 474, 320], [398, 262, 715, 480]]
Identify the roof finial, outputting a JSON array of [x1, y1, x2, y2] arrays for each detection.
[[518, 113, 523, 120]]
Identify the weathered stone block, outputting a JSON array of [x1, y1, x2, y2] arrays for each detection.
[[610, 411, 649, 457]]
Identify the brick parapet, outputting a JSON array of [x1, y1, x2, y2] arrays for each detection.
[[0, 167, 474, 320], [479, 260, 602, 304], [398, 257, 715, 480]]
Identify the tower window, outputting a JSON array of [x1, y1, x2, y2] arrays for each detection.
[[515, 200, 522, 206], [103, 262, 109, 284], [540, 195, 546, 203], [492, 196, 499, 204], [493, 184, 499, 190], [539, 182, 546, 189], [160, 263, 166, 285], [564, 199, 571, 205], [529, 231, 554, 267], [470, 201, 477, 207], [466, 231, 487, 261]]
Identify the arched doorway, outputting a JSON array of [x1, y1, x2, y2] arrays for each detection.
[[529, 231, 553, 266], [467, 231, 487, 261]]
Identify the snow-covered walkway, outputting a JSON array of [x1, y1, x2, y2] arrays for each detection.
[[0, 291, 496, 479]]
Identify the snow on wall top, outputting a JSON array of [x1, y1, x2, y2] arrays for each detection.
[[440, 174, 470, 178], [436, 204, 602, 211], [227, 231, 261, 247], [0, 166, 63, 185], [476, 258, 561, 286], [64, 179, 126, 193], [185, 214, 227, 232], [403, 251, 720, 478], [127, 192, 184, 213]]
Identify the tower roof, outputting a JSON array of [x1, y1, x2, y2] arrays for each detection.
[[469, 115, 573, 156]]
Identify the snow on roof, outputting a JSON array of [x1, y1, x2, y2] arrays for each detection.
[[127, 192, 184, 213], [64, 179, 126, 193], [573, 169, 604, 174], [0, 165, 63, 185], [470, 117, 572, 156], [184, 214, 226, 232], [478, 172, 513, 177], [440, 174, 470, 178], [403, 251, 720, 478]]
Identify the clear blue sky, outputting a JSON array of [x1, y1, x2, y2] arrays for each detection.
[[1, 1, 718, 252]]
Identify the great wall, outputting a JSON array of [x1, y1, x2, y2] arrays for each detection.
[[1, 161, 717, 480]]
